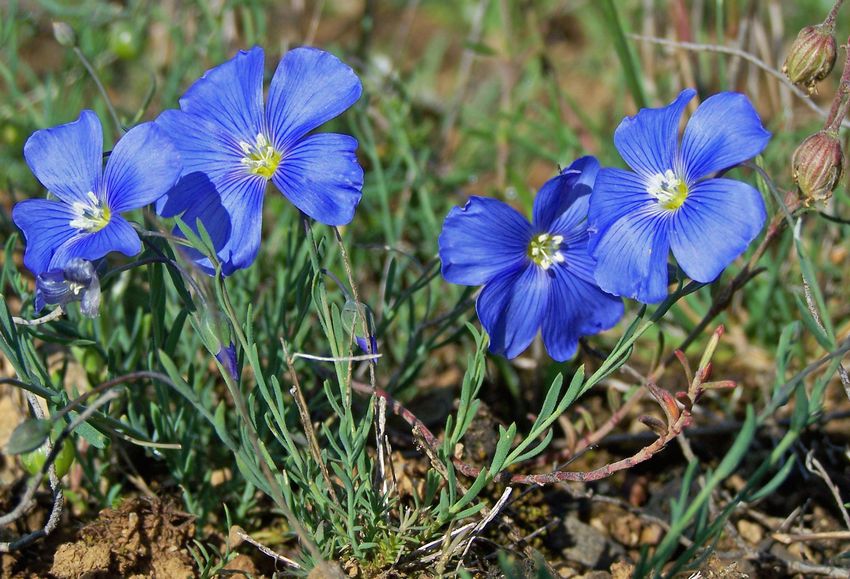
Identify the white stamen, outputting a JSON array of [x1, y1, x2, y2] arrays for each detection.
[[239, 133, 281, 178], [68, 191, 110, 232], [646, 169, 688, 209], [529, 233, 565, 270]]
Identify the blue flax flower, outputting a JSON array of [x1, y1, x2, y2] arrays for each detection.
[[588, 89, 771, 304], [13, 111, 181, 274], [155, 46, 364, 274], [35, 258, 101, 318], [439, 157, 624, 361]]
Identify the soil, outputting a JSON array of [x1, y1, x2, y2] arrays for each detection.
[[2, 497, 195, 579]]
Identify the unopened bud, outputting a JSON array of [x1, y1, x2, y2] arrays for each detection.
[[52, 22, 76, 47], [35, 259, 100, 317], [792, 130, 844, 204], [783, 24, 837, 93], [215, 342, 240, 382]]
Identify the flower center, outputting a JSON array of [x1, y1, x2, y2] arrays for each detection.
[[528, 233, 565, 270], [239, 133, 281, 179], [647, 169, 689, 210], [69, 191, 111, 233]]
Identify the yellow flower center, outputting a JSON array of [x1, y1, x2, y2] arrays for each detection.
[[528, 232, 565, 270], [239, 133, 281, 179], [69, 191, 111, 233], [647, 169, 689, 210]]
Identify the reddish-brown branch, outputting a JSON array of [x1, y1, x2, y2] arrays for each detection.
[[350, 373, 699, 485], [345, 326, 725, 485], [528, 385, 648, 469]]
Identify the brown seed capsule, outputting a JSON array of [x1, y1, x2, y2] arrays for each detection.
[[783, 24, 837, 94], [792, 130, 844, 204]]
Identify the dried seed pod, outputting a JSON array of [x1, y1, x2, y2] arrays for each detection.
[[783, 24, 837, 93], [792, 130, 844, 204]]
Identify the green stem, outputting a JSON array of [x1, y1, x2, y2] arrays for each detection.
[[302, 215, 351, 409], [215, 274, 325, 564], [598, 0, 647, 108], [72, 47, 123, 137]]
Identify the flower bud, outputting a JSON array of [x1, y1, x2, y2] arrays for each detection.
[[215, 343, 240, 382], [35, 259, 100, 317], [783, 24, 837, 93], [342, 300, 378, 362], [792, 130, 844, 204], [52, 22, 76, 48]]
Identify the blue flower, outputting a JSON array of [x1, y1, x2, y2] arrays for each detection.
[[12, 111, 182, 275], [439, 157, 624, 361], [155, 46, 364, 275], [355, 334, 379, 362], [587, 89, 771, 304], [35, 258, 101, 318], [215, 342, 240, 382]]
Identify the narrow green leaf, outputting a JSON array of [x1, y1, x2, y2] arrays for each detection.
[[489, 422, 517, 476], [748, 456, 796, 502]]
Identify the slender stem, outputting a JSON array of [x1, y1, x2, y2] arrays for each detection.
[[281, 338, 339, 503], [292, 352, 383, 363], [12, 307, 64, 326], [72, 47, 123, 136], [332, 227, 388, 500], [823, 0, 845, 30], [346, 375, 684, 484], [140, 238, 208, 309], [216, 275, 325, 564], [0, 391, 117, 552], [231, 526, 301, 569], [600, 0, 647, 108], [630, 34, 850, 128], [301, 216, 351, 406], [825, 37, 850, 133]]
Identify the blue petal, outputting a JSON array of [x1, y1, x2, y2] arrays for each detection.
[[63, 258, 97, 285], [680, 92, 771, 182], [614, 89, 695, 177], [12, 199, 79, 274], [49, 215, 141, 269], [476, 264, 550, 359], [439, 196, 532, 286], [80, 282, 102, 318], [532, 156, 599, 233], [266, 47, 362, 151], [589, 168, 672, 303], [178, 47, 265, 142], [153, 110, 245, 216], [177, 173, 266, 275], [154, 108, 267, 274], [355, 335, 379, 362], [271, 133, 363, 226], [103, 122, 182, 213], [169, 179, 233, 272], [590, 209, 671, 304], [588, 168, 655, 251], [23, 110, 103, 206], [542, 265, 624, 361], [36, 259, 101, 316], [35, 270, 73, 311], [561, 236, 601, 285], [670, 178, 766, 283]]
